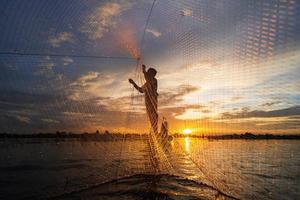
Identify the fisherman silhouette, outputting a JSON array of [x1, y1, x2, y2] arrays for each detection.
[[129, 64, 158, 135]]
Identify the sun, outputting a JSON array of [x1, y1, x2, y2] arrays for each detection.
[[183, 128, 192, 135]]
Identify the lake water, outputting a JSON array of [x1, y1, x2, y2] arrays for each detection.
[[0, 138, 299, 200]]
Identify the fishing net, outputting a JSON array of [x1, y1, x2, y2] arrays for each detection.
[[0, 0, 299, 199]]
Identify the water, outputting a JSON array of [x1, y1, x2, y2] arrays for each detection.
[[0, 138, 299, 200]]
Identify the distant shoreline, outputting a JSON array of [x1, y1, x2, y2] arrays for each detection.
[[0, 132, 300, 140]]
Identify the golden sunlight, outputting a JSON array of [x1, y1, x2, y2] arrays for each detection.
[[183, 128, 192, 135], [184, 137, 190, 152]]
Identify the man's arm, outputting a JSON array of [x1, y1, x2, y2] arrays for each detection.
[[129, 78, 144, 93]]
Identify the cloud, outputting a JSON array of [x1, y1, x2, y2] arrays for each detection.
[[80, 72, 99, 82], [71, 71, 109, 87], [62, 57, 73, 66], [0, 88, 128, 133], [49, 32, 73, 47], [34, 56, 55, 76], [221, 106, 300, 119], [41, 118, 60, 124], [33, 57, 62, 81], [159, 84, 199, 106], [15, 115, 31, 124], [71, 71, 100, 87], [2, 63, 17, 71], [160, 50, 300, 93], [68, 91, 81, 101], [0, 90, 58, 106], [261, 101, 282, 107], [146, 28, 161, 37], [39, 62, 54, 70], [81, 2, 130, 40], [180, 8, 193, 17], [69, 71, 116, 101], [32, 57, 66, 84], [160, 104, 206, 119], [231, 96, 243, 102]]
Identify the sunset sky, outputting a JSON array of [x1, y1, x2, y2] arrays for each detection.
[[0, 0, 299, 134]]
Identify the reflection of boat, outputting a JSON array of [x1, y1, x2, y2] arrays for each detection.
[[54, 174, 235, 200]]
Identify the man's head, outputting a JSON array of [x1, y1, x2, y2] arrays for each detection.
[[147, 68, 157, 78]]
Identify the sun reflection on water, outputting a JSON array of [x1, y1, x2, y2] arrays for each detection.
[[184, 137, 190, 152]]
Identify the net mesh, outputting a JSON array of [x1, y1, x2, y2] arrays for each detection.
[[0, 0, 299, 199]]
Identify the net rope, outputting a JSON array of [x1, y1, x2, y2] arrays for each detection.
[[0, 0, 299, 199]]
